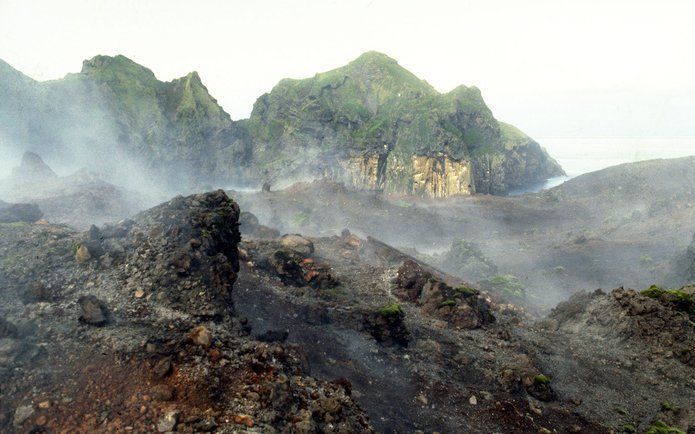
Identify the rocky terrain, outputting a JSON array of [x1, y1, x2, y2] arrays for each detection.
[[0, 52, 562, 195], [232, 156, 695, 309], [0, 191, 372, 433], [0, 152, 150, 228], [1, 189, 694, 433]]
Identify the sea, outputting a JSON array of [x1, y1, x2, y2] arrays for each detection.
[[508, 137, 695, 195]]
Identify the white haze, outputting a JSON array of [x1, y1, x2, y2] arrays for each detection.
[[1, 0, 695, 144]]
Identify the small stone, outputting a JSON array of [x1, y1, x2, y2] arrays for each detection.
[[0, 317, 18, 339], [150, 384, 174, 401], [35, 414, 47, 426], [157, 409, 180, 432], [38, 401, 50, 409], [469, 395, 477, 405], [75, 244, 92, 263], [78, 295, 108, 326], [233, 414, 254, 428], [134, 289, 145, 298], [195, 417, 217, 432], [188, 325, 212, 347], [13, 404, 34, 428], [153, 356, 172, 379], [416, 394, 428, 405]]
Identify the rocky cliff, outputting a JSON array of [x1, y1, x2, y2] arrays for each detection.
[[246, 51, 563, 195], [0, 56, 246, 188], [0, 53, 563, 195]]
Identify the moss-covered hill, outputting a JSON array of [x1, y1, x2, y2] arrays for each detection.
[[0, 52, 562, 194], [0, 55, 248, 187], [247, 51, 564, 194]]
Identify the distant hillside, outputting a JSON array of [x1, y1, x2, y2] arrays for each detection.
[[0, 53, 563, 195], [0, 55, 246, 188], [548, 156, 695, 201]]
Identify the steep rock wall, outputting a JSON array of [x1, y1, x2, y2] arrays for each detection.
[[411, 155, 474, 197]]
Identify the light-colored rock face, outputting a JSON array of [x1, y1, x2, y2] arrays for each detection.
[[411, 155, 474, 197], [338, 154, 385, 190], [330, 153, 474, 198]]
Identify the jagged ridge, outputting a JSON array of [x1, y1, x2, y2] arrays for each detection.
[[0, 52, 563, 195]]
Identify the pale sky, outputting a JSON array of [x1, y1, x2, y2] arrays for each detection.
[[2, 0, 695, 139]]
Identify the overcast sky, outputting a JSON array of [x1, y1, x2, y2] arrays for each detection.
[[2, 0, 695, 139]]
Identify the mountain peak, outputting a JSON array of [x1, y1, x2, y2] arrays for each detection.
[[7, 151, 57, 184], [81, 54, 158, 84], [349, 51, 398, 66]]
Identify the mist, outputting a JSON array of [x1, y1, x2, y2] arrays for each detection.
[[1, 2, 695, 433]]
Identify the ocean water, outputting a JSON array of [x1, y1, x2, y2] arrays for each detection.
[[509, 137, 695, 195]]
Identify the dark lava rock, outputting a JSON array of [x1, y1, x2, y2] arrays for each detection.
[[77, 295, 108, 326], [269, 249, 307, 286], [393, 259, 432, 302], [240, 211, 280, 239], [0, 203, 43, 224], [0, 317, 18, 339], [393, 260, 495, 328], [256, 329, 289, 343], [267, 249, 338, 289], [239, 211, 260, 234], [525, 375, 557, 402], [152, 356, 172, 379], [364, 305, 410, 347]]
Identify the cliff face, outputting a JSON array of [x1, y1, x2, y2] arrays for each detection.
[[411, 156, 474, 197], [1, 53, 563, 195], [246, 52, 563, 196]]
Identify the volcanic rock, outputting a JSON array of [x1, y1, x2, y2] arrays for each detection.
[[77, 295, 108, 326]]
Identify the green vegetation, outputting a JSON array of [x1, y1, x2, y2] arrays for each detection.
[[437, 299, 457, 308], [439, 239, 498, 281], [534, 374, 550, 385], [0, 253, 23, 268], [479, 274, 526, 300], [456, 285, 479, 297], [661, 401, 675, 411], [2, 51, 562, 194], [246, 51, 559, 194], [621, 424, 637, 433], [641, 285, 694, 314], [0, 222, 29, 229], [376, 303, 403, 317], [644, 421, 685, 434]]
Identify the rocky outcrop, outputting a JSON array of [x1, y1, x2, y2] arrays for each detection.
[[6, 152, 57, 185], [0, 152, 147, 228], [247, 51, 563, 195], [0, 191, 374, 433], [0, 202, 43, 224], [393, 259, 495, 328], [437, 238, 498, 282]]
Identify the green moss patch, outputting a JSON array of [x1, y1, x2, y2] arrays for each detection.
[[641, 285, 694, 314], [645, 421, 685, 434], [534, 374, 550, 385], [376, 303, 403, 317]]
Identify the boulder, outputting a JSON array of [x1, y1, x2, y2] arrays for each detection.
[[280, 234, 314, 255], [77, 295, 108, 326]]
